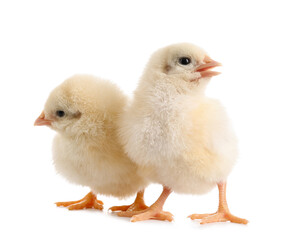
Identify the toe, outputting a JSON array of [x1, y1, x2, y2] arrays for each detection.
[[198, 212, 248, 225], [189, 213, 215, 220], [97, 199, 104, 205], [93, 202, 104, 210], [130, 210, 174, 222], [109, 205, 131, 212], [200, 213, 227, 224], [117, 210, 143, 218], [225, 213, 248, 224], [154, 211, 174, 222], [130, 211, 153, 222], [55, 201, 81, 207], [67, 202, 87, 210]]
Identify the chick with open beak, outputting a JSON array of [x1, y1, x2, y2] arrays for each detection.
[[195, 56, 222, 78], [117, 43, 248, 224]]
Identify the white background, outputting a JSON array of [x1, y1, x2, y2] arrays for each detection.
[[0, 0, 285, 239]]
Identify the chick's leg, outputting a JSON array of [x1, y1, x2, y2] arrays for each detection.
[[117, 186, 173, 222], [189, 182, 248, 224], [55, 191, 103, 210], [109, 190, 148, 212]]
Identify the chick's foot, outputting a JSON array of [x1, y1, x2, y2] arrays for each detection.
[[55, 191, 103, 210], [109, 190, 148, 212], [134, 207, 173, 222], [189, 182, 248, 224], [116, 205, 173, 222], [189, 211, 248, 224], [117, 186, 174, 222]]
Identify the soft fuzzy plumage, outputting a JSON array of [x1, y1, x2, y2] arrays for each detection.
[[119, 43, 237, 194], [42, 75, 147, 198], [117, 43, 247, 224]]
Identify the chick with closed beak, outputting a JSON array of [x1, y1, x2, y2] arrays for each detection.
[[35, 75, 148, 213]]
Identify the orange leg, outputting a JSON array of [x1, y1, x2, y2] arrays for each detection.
[[109, 190, 148, 212], [55, 191, 103, 210], [189, 182, 248, 224], [117, 186, 173, 222]]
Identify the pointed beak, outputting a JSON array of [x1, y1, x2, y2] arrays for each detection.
[[196, 56, 222, 78], [34, 111, 52, 126]]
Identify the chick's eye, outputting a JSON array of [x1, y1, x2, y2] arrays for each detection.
[[56, 110, 65, 117], [179, 57, 191, 65]]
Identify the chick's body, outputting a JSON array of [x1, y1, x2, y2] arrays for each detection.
[[36, 75, 147, 209], [121, 81, 237, 195], [53, 131, 144, 198]]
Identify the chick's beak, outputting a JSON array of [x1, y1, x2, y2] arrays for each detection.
[[196, 56, 222, 78], [34, 111, 52, 126]]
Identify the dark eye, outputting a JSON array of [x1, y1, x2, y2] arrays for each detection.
[[179, 57, 191, 65], [56, 110, 65, 118]]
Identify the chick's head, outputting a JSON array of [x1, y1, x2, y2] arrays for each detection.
[[144, 43, 221, 89], [35, 75, 126, 139]]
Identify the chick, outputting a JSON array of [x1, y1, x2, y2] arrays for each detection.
[[117, 43, 248, 224], [34, 75, 148, 212]]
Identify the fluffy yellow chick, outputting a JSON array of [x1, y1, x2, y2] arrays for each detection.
[[34, 75, 148, 212], [117, 43, 248, 224]]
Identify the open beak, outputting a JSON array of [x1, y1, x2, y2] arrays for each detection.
[[34, 111, 52, 126], [196, 56, 222, 78]]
